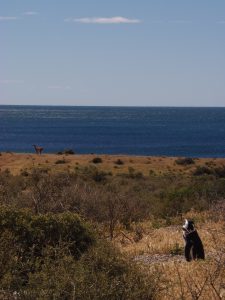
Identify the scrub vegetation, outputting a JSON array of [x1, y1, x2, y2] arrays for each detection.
[[0, 153, 224, 299]]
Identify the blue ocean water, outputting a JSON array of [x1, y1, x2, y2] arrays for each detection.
[[0, 105, 225, 157]]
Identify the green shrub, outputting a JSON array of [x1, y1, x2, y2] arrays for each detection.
[[22, 241, 157, 300], [0, 207, 158, 299], [0, 207, 95, 260], [80, 165, 107, 182]]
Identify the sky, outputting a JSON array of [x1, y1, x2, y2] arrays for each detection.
[[1, 0, 225, 106]]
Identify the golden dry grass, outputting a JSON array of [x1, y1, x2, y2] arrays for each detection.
[[0, 152, 224, 299], [115, 211, 225, 300], [0, 152, 225, 176], [116, 212, 224, 256], [154, 257, 225, 300]]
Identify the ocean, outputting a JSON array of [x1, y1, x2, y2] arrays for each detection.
[[1, 105, 225, 157]]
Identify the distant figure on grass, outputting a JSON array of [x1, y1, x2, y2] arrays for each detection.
[[182, 219, 205, 262], [33, 144, 44, 155]]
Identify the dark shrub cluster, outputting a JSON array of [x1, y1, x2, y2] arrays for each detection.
[[175, 157, 195, 165], [127, 167, 144, 179], [114, 158, 124, 165], [92, 157, 103, 164], [0, 207, 157, 299], [0, 207, 95, 259], [18, 242, 157, 299], [214, 166, 225, 178], [193, 166, 213, 176], [20, 169, 29, 177], [77, 165, 108, 182], [117, 167, 144, 179], [55, 159, 67, 164], [193, 165, 225, 178], [57, 149, 75, 155]]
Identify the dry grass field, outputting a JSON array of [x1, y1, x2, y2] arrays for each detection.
[[0, 152, 224, 299], [114, 210, 225, 300], [0, 152, 224, 176]]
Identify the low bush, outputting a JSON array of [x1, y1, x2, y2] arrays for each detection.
[[193, 166, 213, 176], [55, 159, 67, 164], [0, 207, 157, 299], [20, 169, 29, 177], [57, 149, 75, 155], [114, 159, 124, 165], [64, 149, 75, 155], [118, 166, 144, 179], [214, 166, 225, 178], [175, 157, 195, 165], [92, 157, 102, 164], [149, 170, 155, 176], [128, 167, 144, 179], [79, 165, 108, 182], [0, 207, 95, 260], [19, 241, 157, 299]]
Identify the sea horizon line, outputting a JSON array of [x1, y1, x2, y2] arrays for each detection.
[[1, 104, 225, 109]]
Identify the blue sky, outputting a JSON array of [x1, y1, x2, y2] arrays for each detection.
[[1, 0, 225, 106]]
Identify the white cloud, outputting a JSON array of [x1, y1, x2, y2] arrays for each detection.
[[23, 11, 38, 16], [65, 16, 141, 24], [0, 16, 18, 21], [0, 80, 24, 84]]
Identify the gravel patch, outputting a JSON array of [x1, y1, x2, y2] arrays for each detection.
[[134, 254, 185, 264], [134, 251, 225, 265]]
